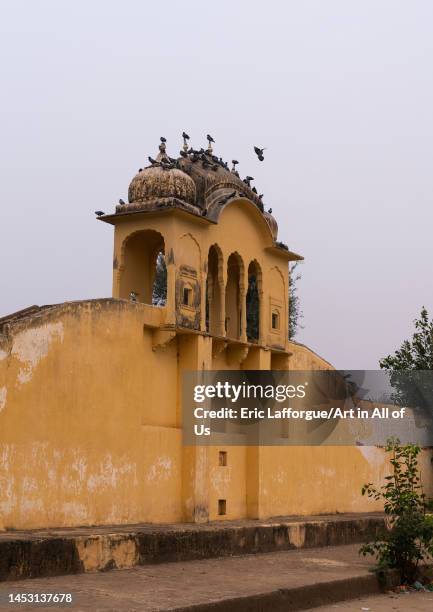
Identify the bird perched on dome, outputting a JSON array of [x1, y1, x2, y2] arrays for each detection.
[[206, 134, 215, 153], [244, 176, 254, 186], [119, 199, 126, 205], [182, 131, 190, 141], [254, 146, 266, 161], [160, 136, 167, 143], [231, 160, 239, 172]]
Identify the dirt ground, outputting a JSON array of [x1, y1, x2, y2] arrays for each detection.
[[312, 590, 433, 611]]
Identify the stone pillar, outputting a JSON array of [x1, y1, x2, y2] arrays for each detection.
[[258, 287, 265, 345], [165, 247, 176, 326], [201, 264, 209, 332], [240, 266, 247, 342]]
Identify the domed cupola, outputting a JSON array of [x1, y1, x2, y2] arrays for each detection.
[[116, 139, 197, 213], [263, 209, 278, 240]]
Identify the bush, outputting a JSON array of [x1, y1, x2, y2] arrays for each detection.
[[360, 438, 433, 583]]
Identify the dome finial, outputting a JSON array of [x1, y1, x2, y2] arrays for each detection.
[[157, 136, 168, 162], [182, 131, 190, 153]]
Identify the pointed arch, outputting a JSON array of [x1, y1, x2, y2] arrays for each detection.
[[119, 230, 166, 304], [206, 244, 224, 335]]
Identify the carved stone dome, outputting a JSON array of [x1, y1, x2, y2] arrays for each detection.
[[128, 166, 196, 206], [263, 210, 278, 240]]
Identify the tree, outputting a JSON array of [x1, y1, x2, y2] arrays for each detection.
[[380, 307, 433, 371], [289, 261, 303, 339], [360, 438, 433, 584], [380, 307, 433, 413]]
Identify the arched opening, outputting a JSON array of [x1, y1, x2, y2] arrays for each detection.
[[119, 230, 166, 305], [206, 245, 223, 335], [246, 260, 261, 342], [225, 252, 244, 339]]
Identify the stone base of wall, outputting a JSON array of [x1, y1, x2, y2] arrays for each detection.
[[0, 513, 385, 582]]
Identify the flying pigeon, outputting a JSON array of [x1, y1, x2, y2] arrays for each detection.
[[254, 146, 266, 161], [94, 211, 105, 216]]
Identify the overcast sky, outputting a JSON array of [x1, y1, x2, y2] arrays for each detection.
[[1, 1, 432, 369]]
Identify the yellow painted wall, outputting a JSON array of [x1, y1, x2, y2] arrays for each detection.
[[0, 301, 182, 529]]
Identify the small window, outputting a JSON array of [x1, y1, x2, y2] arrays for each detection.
[[218, 499, 227, 515], [183, 286, 192, 306], [219, 451, 227, 466], [271, 311, 280, 330]]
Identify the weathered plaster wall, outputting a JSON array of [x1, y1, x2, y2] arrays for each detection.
[[0, 300, 182, 529]]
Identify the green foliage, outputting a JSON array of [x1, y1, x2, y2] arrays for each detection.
[[360, 438, 433, 583], [380, 307, 433, 371], [289, 261, 303, 339], [379, 307, 433, 414]]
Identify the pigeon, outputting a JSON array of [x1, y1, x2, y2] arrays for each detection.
[[119, 198, 126, 205], [148, 156, 158, 165], [206, 134, 215, 144], [129, 291, 138, 302], [138, 168, 143, 172], [182, 131, 190, 140], [252, 186, 257, 194], [258, 194, 263, 200], [160, 136, 167, 143], [254, 146, 266, 161], [268, 208, 272, 214], [94, 210, 105, 216], [244, 176, 254, 186]]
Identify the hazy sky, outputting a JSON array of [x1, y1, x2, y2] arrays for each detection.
[[1, 1, 432, 369]]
